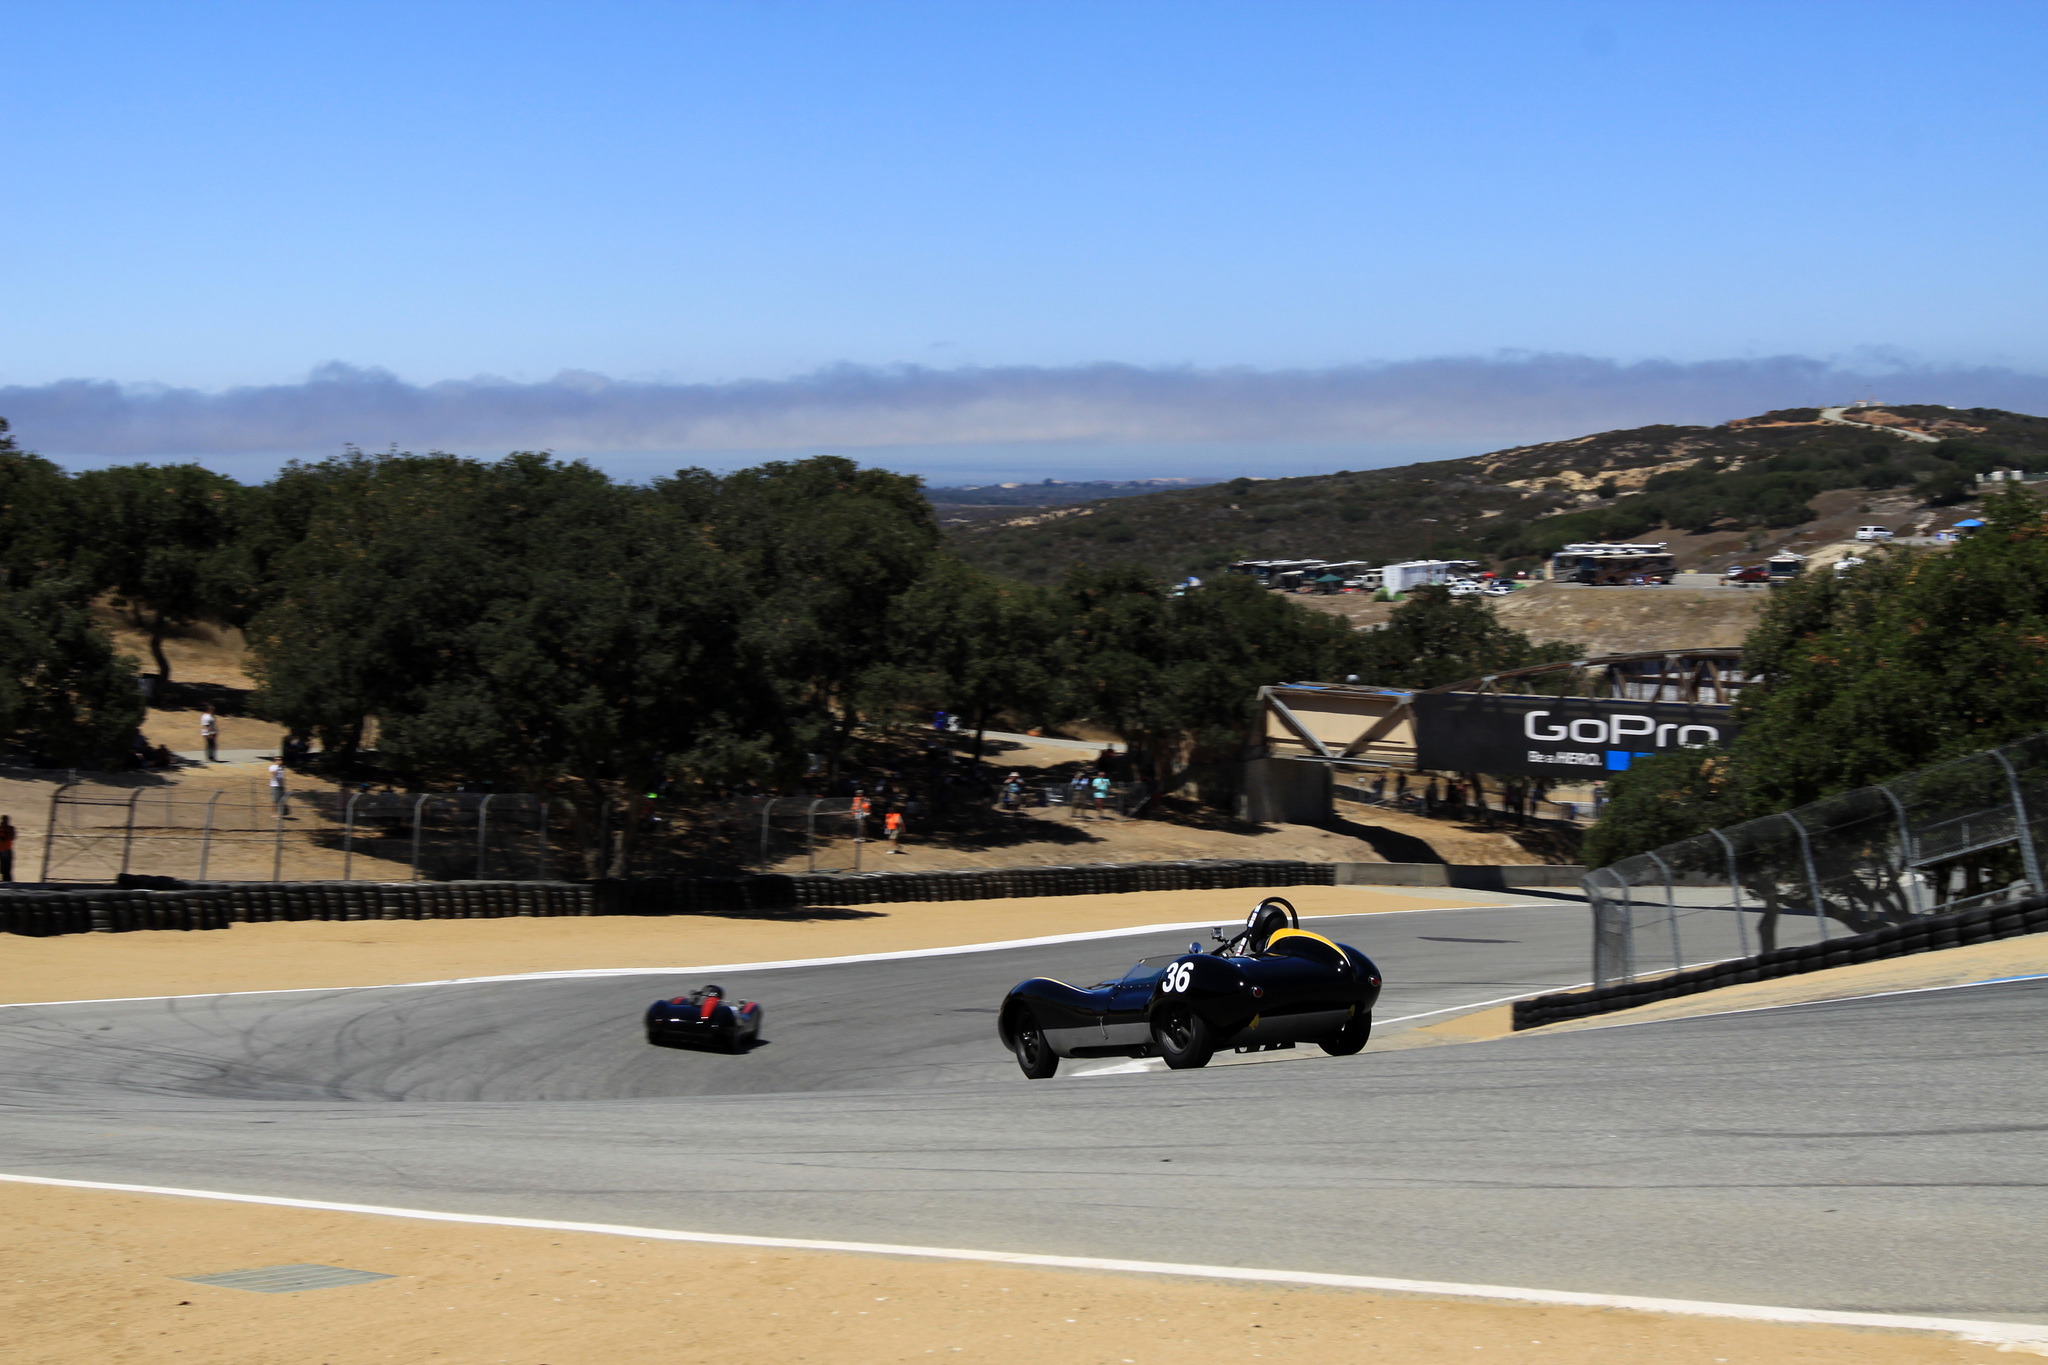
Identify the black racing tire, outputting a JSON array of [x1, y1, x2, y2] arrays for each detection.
[[1318, 1011, 1372, 1057], [1151, 1004, 1214, 1070], [645, 1027, 669, 1048], [1010, 1007, 1059, 1079]]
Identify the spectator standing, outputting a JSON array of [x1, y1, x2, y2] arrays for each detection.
[[0, 815, 14, 882], [885, 808, 905, 853], [1068, 770, 1091, 818], [268, 760, 287, 815], [200, 708, 219, 763], [1091, 771, 1112, 819]]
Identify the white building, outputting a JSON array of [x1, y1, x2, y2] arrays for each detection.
[[1380, 559, 1472, 593]]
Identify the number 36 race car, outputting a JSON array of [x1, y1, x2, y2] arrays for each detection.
[[996, 897, 1381, 1078], [645, 984, 763, 1053]]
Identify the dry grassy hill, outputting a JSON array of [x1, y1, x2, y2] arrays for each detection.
[[949, 404, 2048, 584]]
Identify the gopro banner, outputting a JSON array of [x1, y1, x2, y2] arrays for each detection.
[[1410, 694, 1738, 777]]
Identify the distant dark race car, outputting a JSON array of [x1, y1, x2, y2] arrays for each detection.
[[645, 984, 763, 1053], [996, 897, 1381, 1078]]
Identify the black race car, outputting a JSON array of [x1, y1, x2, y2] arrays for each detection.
[[645, 984, 762, 1053], [996, 897, 1380, 1078]]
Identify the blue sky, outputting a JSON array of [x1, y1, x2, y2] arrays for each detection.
[[5, 1, 2046, 479]]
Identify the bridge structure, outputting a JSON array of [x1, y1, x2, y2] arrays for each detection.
[[1256, 648, 1751, 774]]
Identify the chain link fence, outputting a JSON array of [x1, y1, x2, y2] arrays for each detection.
[[1586, 731, 2048, 986], [739, 796, 869, 872], [38, 780, 561, 883]]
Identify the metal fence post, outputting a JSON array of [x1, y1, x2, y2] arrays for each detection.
[[118, 789, 144, 877], [1990, 748, 2044, 895], [536, 799, 552, 882], [1782, 813, 1829, 943], [807, 798, 823, 874], [272, 793, 288, 883], [198, 789, 224, 882], [1709, 827, 1750, 958], [1587, 868, 1633, 987], [342, 791, 361, 881], [759, 798, 776, 867], [1646, 850, 1683, 974], [39, 781, 74, 884], [476, 793, 495, 881], [1877, 784, 1923, 914], [410, 795, 429, 881]]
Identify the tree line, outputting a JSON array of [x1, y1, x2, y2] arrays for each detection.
[[0, 426, 1582, 873], [1587, 486, 2048, 866]]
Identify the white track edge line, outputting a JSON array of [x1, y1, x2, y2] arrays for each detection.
[[0, 1172, 2040, 1348], [0, 901, 1561, 1010], [1548, 971, 2048, 1033], [1377, 980, 1595, 1026]]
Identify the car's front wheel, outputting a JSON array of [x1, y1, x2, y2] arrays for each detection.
[[1151, 1004, 1214, 1070], [1010, 1008, 1058, 1079], [1319, 1010, 1372, 1056]]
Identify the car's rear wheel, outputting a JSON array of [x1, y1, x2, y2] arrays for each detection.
[[1151, 1004, 1214, 1069], [1318, 1011, 1372, 1056], [1010, 1008, 1058, 1079]]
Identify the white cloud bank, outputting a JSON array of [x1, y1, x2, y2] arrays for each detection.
[[4, 354, 2045, 459]]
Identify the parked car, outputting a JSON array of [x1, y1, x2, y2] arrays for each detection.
[[1447, 579, 1484, 596], [1724, 565, 1770, 583], [1834, 555, 1866, 576], [1855, 526, 1895, 542]]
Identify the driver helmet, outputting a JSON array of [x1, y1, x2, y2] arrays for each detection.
[[1243, 900, 1293, 955]]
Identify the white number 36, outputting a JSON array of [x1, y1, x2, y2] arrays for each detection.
[[1163, 962, 1194, 994]]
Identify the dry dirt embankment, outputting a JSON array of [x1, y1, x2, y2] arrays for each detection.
[[1297, 581, 1768, 656], [1487, 582, 1767, 655], [6, 1178, 1995, 1365]]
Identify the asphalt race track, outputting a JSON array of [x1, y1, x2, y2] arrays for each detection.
[[3, 899, 2044, 1322]]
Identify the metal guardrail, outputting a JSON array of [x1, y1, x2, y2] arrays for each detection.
[[1584, 731, 2048, 987]]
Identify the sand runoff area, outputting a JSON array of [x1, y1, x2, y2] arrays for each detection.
[[5, 885, 2039, 1363]]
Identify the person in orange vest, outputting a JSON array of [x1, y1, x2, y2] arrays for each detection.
[[850, 790, 870, 841], [885, 808, 905, 854]]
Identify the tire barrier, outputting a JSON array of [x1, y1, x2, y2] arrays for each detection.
[[0, 859, 1341, 937], [0, 880, 600, 936], [584, 858, 1338, 915], [1511, 893, 2048, 1031]]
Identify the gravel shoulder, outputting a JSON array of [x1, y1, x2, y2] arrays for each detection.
[[2, 1180, 2006, 1365]]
